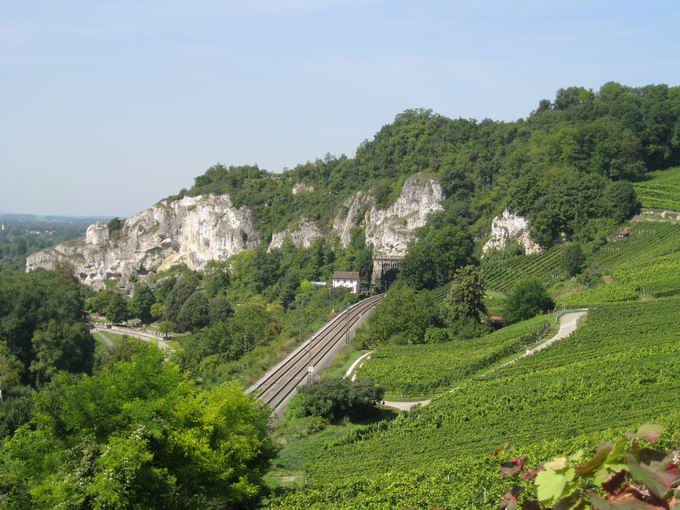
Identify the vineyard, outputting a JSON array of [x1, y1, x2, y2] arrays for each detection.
[[429, 246, 567, 303], [633, 166, 680, 211], [355, 316, 550, 397], [559, 222, 680, 307], [272, 299, 680, 508], [481, 246, 567, 293]]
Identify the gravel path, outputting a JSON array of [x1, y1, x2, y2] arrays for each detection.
[[377, 309, 588, 411]]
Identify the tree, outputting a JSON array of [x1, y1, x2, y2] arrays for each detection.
[[445, 265, 487, 325], [29, 321, 95, 386], [164, 274, 200, 322], [128, 283, 155, 323], [177, 291, 210, 331], [150, 302, 165, 321], [104, 290, 129, 324], [0, 347, 276, 508], [0, 340, 22, 397], [603, 181, 640, 223], [504, 279, 555, 322], [290, 378, 384, 422], [0, 267, 93, 387], [357, 283, 441, 345], [400, 223, 475, 290], [209, 293, 233, 323], [562, 243, 586, 278], [157, 320, 175, 339]]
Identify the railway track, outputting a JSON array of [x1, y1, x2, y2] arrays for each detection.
[[246, 294, 383, 413]]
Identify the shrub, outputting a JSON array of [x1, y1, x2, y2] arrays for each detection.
[[504, 279, 555, 322], [561, 243, 586, 277], [292, 378, 384, 422], [425, 327, 451, 344]]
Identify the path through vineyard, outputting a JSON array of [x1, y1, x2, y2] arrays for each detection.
[[349, 309, 588, 411]]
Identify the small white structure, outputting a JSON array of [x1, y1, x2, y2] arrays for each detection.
[[332, 271, 360, 294]]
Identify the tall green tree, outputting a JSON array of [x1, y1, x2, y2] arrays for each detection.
[[445, 265, 487, 325], [128, 283, 156, 323], [104, 290, 129, 324], [504, 279, 555, 322], [400, 223, 475, 290]]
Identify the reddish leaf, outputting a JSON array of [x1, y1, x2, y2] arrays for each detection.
[[500, 487, 522, 510], [589, 493, 666, 509], [626, 425, 665, 444], [627, 454, 680, 499], [501, 456, 527, 477], [602, 470, 628, 495]]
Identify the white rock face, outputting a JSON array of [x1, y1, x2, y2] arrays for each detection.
[[268, 218, 323, 250], [332, 191, 372, 247], [291, 182, 314, 195], [482, 209, 542, 255], [26, 194, 259, 290], [332, 174, 445, 280], [365, 175, 444, 260]]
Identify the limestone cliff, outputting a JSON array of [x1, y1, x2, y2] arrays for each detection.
[[268, 218, 323, 250], [332, 174, 445, 279], [482, 209, 542, 255], [26, 195, 259, 290], [27, 174, 446, 290]]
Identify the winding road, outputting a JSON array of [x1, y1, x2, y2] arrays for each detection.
[[92, 324, 172, 350], [247, 294, 383, 414]]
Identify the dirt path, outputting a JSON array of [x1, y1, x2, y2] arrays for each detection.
[[93, 325, 172, 350], [498, 309, 587, 369], [376, 310, 588, 411]]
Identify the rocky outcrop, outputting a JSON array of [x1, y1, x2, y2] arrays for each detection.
[[268, 218, 323, 250], [26, 194, 259, 290], [332, 174, 445, 280], [365, 175, 444, 261], [291, 182, 314, 195], [482, 209, 542, 255], [332, 191, 372, 247]]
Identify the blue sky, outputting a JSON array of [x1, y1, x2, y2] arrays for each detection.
[[1, 0, 679, 216]]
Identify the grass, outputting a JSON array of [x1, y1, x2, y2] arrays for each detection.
[[266, 408, 399, 488]]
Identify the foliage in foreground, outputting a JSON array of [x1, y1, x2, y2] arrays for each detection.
[[0, 346, 275, 509], [499, 424, 680, 509]]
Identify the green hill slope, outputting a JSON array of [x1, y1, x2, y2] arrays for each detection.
[[271, 298, 680, 508]]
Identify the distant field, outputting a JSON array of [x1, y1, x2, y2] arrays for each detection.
[[356, 315, 550, 398], [634, 166, 680, 211], [271, 299, 680, 509]]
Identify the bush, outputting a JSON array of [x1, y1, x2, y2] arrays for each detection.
[[504, 279, 555, 322], [561, 243, 586, 277], [424, 327, 451, 344], [292, 378, 384, 422], [449, 316, 492, 339]]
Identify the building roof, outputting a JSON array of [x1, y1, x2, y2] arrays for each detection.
[[332, 271, 360, 280]]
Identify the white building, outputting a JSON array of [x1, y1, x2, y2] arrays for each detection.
[[332, 271, 360, 294]]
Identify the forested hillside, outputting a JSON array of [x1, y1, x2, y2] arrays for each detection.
[[173, 82, 680, 248]]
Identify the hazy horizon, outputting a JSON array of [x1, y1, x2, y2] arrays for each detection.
[[2, 0, 679, 217]]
